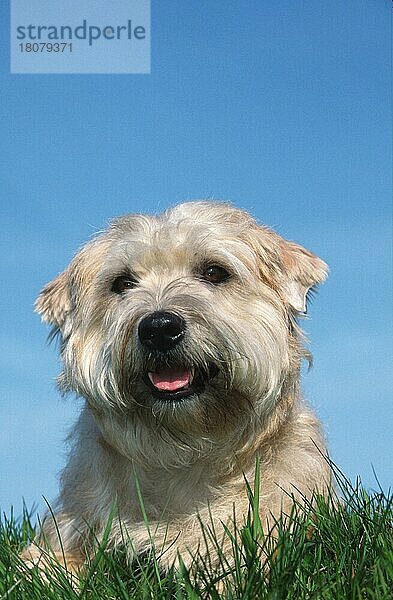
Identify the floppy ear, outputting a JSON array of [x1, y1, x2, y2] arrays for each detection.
[[279, 240, 328, 313], [35, 270, 71, 330]]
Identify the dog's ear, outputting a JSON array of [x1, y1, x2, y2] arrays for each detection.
[[35, 270, 71, 330], [278, 239, 328, 313]]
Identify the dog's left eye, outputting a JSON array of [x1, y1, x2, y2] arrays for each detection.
[[201, 265, 231, 284], [111, 275, 137, 294]]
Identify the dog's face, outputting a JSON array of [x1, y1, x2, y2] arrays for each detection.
[[36, 202, 327, 435]]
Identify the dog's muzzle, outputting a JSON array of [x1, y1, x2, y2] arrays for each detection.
[[138, 311, 191, 400], [137, 311, 217, 401]]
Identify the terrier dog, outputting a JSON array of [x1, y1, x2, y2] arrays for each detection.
[[24, 201, 331, 574]]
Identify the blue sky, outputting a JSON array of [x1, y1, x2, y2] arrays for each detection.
[[0, 1, 391, 515]]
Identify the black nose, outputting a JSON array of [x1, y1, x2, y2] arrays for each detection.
[[138, 311, 186, 352]]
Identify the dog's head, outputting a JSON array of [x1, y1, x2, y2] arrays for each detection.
[[36, 202, 327, 435]]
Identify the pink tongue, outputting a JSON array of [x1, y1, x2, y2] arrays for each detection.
[[150, 369, 191, 391]]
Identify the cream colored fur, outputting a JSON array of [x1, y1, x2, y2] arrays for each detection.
[[23, 201, 331, 574]]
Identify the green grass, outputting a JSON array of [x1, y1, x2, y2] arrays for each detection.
[[1, 468, 392, 599]]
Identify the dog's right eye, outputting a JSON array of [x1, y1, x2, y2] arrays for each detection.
[[111, 275, 137, 294]]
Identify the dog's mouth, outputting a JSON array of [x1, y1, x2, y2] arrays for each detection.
[[143, 365, 218, 401]]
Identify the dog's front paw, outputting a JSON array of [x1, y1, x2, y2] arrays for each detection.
[[21, 544, 46, 570], [21, 543, 84, 578]]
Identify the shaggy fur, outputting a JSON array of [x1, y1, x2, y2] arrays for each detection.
[[24, 201, 331, 573]]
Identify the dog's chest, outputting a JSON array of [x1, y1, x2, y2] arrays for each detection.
[[115, 462, 215, 520]]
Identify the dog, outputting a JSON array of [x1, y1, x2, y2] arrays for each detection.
[[23, 201, 331, 575]]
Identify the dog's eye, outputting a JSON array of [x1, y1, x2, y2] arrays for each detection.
[[201, 265, 231, 285], [111, 275, 137, 294]]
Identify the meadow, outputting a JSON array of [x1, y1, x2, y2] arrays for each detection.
[[1, 466, 392, 599]]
